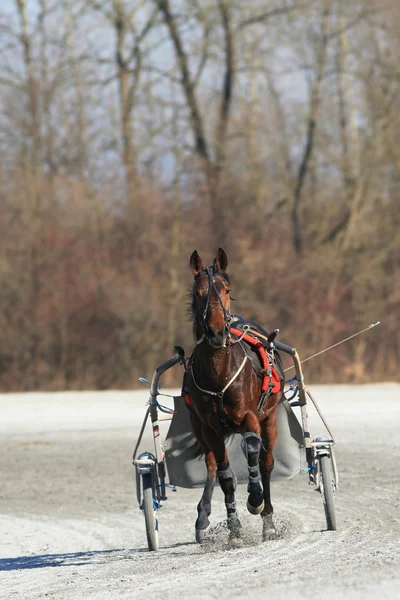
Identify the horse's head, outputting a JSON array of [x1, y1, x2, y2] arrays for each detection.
[[190, 247, 232, 349]]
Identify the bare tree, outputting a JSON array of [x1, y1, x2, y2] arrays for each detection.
[[291, 0, 333, 256], [155, 0, 235, 245], [15, 0, 41, 167], [0, 0, 399, 389], [113, 0, 158, 205]]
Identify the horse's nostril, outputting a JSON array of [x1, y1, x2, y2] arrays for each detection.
[[206, 327, 228, 349]]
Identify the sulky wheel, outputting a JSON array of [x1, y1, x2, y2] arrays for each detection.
[[318, 454, 337, 531], [142, 473, 160, 551]]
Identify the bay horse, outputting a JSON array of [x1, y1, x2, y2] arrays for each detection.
[[183, 248, 284, 543]]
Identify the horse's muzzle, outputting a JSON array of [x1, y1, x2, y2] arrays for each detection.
[[207, 325, 229, 349]]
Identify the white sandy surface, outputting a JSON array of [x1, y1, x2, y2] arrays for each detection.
[[1, 384, 400, 599]]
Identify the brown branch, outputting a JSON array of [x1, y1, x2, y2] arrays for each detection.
[[215, 0, 234, 168], [144, 65, 181, 85], [193, 21, 210, 88], [291, 0, 333, 256], [155, 0, 210, 164], [0, 77, 24, 90], [238, 0, 315, 29], [15, 0, 41, 165], [327, 7, 381, 41]]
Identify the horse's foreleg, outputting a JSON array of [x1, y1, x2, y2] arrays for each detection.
[[241, 413, 264, 515], [202, 425, 241, 540], [260, 410, 278, 540]]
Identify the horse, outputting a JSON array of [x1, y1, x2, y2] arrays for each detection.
[[183, 248, 284, 543]]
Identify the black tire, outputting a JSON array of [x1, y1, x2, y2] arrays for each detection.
[[135, 468, 141, 507], [319, 454, 337, 531], [142, 473, 159, 551]]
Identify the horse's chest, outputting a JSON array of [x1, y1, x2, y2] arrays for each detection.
[[189, 389, 244, 431], [186, 352, 256, 430]]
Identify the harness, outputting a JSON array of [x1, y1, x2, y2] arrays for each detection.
[[186, 326, 282, 417], [187, 263, 282, 417], [230, 327, 281, 413], [188, 351, 248, 417], [202, 265, 231, 324]]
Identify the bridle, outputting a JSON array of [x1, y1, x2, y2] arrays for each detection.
[[190, 265, 249, 414], [195, 265, 232, 345]]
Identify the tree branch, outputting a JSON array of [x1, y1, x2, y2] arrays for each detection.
[[193, 21, 210, 88], [215, 0, 234, 167], [238, 0, 315, 29], [155, 0, 210, 164], [291, 0, 333, 256]]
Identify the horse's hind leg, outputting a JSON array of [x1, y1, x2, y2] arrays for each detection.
[[202, 425, 241, 540], [260, 411, 278, 540], [189, 412, 217, 543], [195, 448, 217, 543], [218, 465, 241, 540]]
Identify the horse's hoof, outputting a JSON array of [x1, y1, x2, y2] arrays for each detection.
[[247, 499, 265, 515], [195, 527, 209, 544], [262, 527, 277, 541]]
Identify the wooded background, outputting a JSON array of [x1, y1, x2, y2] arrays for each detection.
[[0, 0, 398, 390]]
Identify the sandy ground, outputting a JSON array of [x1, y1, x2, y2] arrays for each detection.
[[1, 384, 400, 599]]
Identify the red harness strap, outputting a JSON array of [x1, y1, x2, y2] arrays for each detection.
[[229, 327, 281, 394]]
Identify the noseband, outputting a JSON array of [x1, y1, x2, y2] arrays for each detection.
[[197, 265, 232, 343]]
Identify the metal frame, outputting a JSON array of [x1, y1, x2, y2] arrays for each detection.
[[133, 342, 338, 522], [133, 349, 184, 507], [277, 344, 338, 491]]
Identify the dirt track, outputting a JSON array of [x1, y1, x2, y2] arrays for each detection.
[[1, 384, 400, 599]]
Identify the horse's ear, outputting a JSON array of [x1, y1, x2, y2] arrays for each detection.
[[214, 247, 228, 272], [190, 250, 203, 276]]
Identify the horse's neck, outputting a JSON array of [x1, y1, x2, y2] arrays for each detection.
[[195, 341, 237, 382]]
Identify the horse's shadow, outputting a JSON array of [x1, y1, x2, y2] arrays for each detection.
[[0, 548, 144, 571]]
